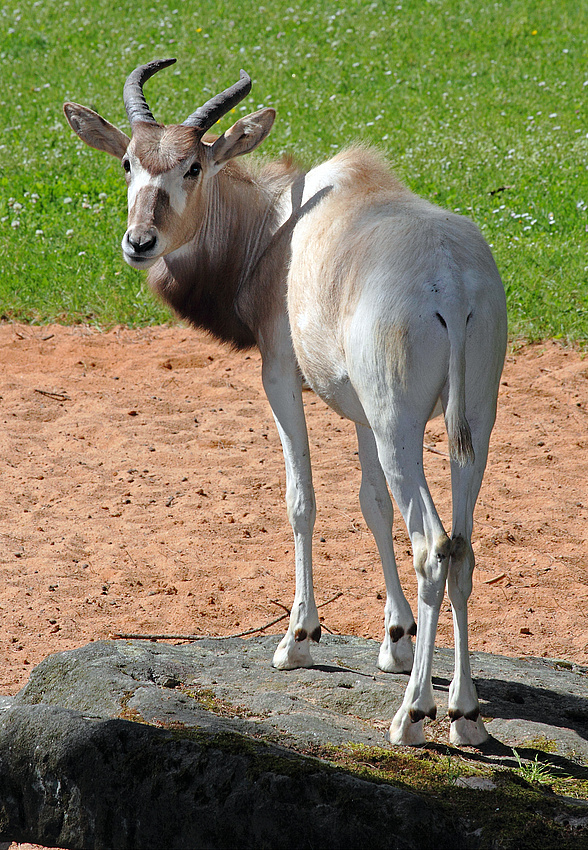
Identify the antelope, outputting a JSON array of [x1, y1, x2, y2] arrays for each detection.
[[64, 59, 507, 747]]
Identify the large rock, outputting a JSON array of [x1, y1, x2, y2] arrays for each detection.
[[0, 703, 460, 850], [0, 635, 587, 849], [9, 636, 588, 757]]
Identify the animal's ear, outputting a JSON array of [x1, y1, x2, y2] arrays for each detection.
[[63, 102, 130, 160], [210, 108, 275, 166]]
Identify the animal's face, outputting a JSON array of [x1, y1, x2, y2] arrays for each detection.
[[63, 59, 275, 270], [120, 124, 212, 269], [64, 106, 275, 270]]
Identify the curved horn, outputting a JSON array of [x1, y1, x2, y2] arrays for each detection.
[[123, 58, 177, 127], [182, 69, 252, 132]]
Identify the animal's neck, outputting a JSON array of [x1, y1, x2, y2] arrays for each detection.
[[148, 162, 297, 349]]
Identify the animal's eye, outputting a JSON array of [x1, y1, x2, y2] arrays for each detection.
[[122, 159, 131, 174], [185, 161, 201, 179]]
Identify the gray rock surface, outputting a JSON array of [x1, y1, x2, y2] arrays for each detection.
[[9, 635, 588, 757], [0, 635, 587, 849]]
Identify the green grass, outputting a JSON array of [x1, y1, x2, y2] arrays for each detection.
[[1, 0, 587, 340]]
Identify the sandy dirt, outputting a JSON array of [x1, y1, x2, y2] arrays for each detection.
[[0, 323, 587, 698]]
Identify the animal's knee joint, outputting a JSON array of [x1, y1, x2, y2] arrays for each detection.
[[436, 534, 451, 561], [450, 534, 470, 561]]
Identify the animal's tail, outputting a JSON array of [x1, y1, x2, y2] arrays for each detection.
[[442, 314, 475, 467]]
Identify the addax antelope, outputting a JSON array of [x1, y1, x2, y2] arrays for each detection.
[[64, 59, 507, 746]]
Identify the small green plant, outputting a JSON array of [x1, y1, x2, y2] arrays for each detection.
[[512, 748, 557, 785], [443, 753, 464, 786]]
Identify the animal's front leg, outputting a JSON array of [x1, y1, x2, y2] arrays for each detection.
[[261, 349, 320, 670]]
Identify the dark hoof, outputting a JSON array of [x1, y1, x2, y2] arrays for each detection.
[[389, 625, 404, 643], [409, 706, 437, 723], [449, 707, 480, 723]]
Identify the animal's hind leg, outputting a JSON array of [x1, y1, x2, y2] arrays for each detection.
[[370, 417, 449, 746], [356, 423, 415, 673], [446, 433, 492, 746]]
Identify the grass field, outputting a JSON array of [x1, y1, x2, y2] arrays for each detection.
[[0, 0, 587, 341]]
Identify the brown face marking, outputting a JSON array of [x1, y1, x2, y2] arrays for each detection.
[[129, 185, 172, 230]]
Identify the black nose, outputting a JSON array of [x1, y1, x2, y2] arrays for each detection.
[[127, 230, 156, 253]]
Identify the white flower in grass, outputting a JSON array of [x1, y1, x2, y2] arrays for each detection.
[[66, 229, 74, 238]]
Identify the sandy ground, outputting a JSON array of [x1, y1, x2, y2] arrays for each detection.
[[0, 322, 586, 705]]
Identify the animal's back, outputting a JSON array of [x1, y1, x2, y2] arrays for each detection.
[[287, 146, 506, 420], [290, 146, 500, 313]]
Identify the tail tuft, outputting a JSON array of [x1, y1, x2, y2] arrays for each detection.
[[447, 413, 475, 467]]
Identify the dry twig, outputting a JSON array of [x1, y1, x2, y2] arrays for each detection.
[[111, 591, 343, 643], [423, 443, 450, 459], [483, 572, 507, 585], [34, 389, 70, 402]]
